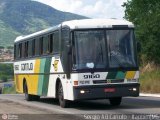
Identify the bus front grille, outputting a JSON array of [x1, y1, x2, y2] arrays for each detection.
[[93, 79, 124, 84]]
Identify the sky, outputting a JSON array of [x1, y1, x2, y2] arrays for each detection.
[[34, 0, 127, 19]]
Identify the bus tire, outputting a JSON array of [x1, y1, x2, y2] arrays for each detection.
[[109, 97, 122, 106], [23, 82, 33, 101], [58, 82, 69, 108], [32, 95, 40, 101]]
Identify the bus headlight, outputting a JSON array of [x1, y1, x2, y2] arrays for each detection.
[[133, 88, 137, 91], [80, 90, 85, 94], [129, 87, 137, 91]]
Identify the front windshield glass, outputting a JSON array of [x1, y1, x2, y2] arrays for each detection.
[[107, 30, 137, 68], [73, 29, 137, 70], [74, 30, 107, 69]]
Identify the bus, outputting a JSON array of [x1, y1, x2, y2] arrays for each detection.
[[14, 19, 140, 108]]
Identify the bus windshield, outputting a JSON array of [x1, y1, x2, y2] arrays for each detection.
[[107, 30, 137, 68], [73, 29, 137, 70], [74, 30, 107, 69]]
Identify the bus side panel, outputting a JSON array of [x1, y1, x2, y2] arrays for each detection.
[[29, 59, 41, 95], [47, 74, 56, 97], [14, 59, 40, 95], [47, 57, 64, 97], [14, 74, 33, 94], [37, 58, 51, 96], [14, 75, 23, 93], [27, 74, 39, 95]]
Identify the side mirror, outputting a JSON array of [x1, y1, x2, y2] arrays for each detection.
[[66, 44, 72, 54], [137, 42, 141, 52], [66, 44, 72, 79]]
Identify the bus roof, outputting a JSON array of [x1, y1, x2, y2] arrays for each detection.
[[14, 19, 134, 43], [14, 25, 60, 43], [62, 19, 134, 29]]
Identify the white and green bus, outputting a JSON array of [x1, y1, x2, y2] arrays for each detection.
[[14, 19, 140, 108]]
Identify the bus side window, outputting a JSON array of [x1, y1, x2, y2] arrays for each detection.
[[25, 41, 29, 58], [49, 34, 53, 53], [18, 43, 22, 58], [39, 37, 43, 55], [35, 38, 40, 56], [53, 31, 59, 54], [22, 42, 26, 58], [32, 39, 35, 56], [43, 35, 49, 55], [46, 35, 50, 54], [28, 40, 33, 57]]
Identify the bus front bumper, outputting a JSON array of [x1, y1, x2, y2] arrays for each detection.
[[73, 83, 140, 100]]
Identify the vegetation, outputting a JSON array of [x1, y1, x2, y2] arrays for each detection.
[[123, 0, 160, 64], [123, 0, 160, 93], [140, 69, 160, 93], [2, 85, 16, 94], [0, 63, 14, 82]]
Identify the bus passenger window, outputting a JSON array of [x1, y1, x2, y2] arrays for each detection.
[[42, 35, 49, 55], [25, 41, 29, 58], [18, 43, 22, 58], [21, 43, 25, 58], [35, 38, 40, 56], [49, 34, 53, 53], [53, 31, 59, 54], [39, 37, 43, 55], [32, 39, 35, 56], [28, 41, 33, 57]]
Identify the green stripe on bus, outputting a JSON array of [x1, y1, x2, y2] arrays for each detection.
[[42, 57, 51, 95], [115, 71, 126, 79], [106, 72, 117, 79], [37, 58, 46, 95]]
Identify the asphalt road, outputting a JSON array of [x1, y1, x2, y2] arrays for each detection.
[[0, 94, 160, 120]]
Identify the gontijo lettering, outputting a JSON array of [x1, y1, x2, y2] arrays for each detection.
[[21, 63, 33, 71]]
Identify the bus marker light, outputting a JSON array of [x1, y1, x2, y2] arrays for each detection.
[[104, 88, 115, 92], [74, 81, 78, 86]]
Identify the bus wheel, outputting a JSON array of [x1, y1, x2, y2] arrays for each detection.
[[32, 95, 40, 101], [109, 97, 122, 106], [58, 82, 69, 108], [24, 82, 33, 101]]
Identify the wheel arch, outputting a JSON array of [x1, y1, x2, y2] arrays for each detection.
[[23, 78, 27, 93]]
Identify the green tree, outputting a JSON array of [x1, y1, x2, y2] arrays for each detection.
[[123, 0, 160, 64], [7, 46, 14, 50], [0, 64, 14, 81], [1, 75, 8, 82], [0, 46, 4, 49]]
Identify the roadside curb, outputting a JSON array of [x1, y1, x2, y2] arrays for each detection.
[[140, 93, 160, 97]]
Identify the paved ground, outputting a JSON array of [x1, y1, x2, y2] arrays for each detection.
[[0, 94, 160, 120], [0, 98, 82, 120]]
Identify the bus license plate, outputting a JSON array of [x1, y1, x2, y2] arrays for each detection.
[[104, 88, 115, 92]]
